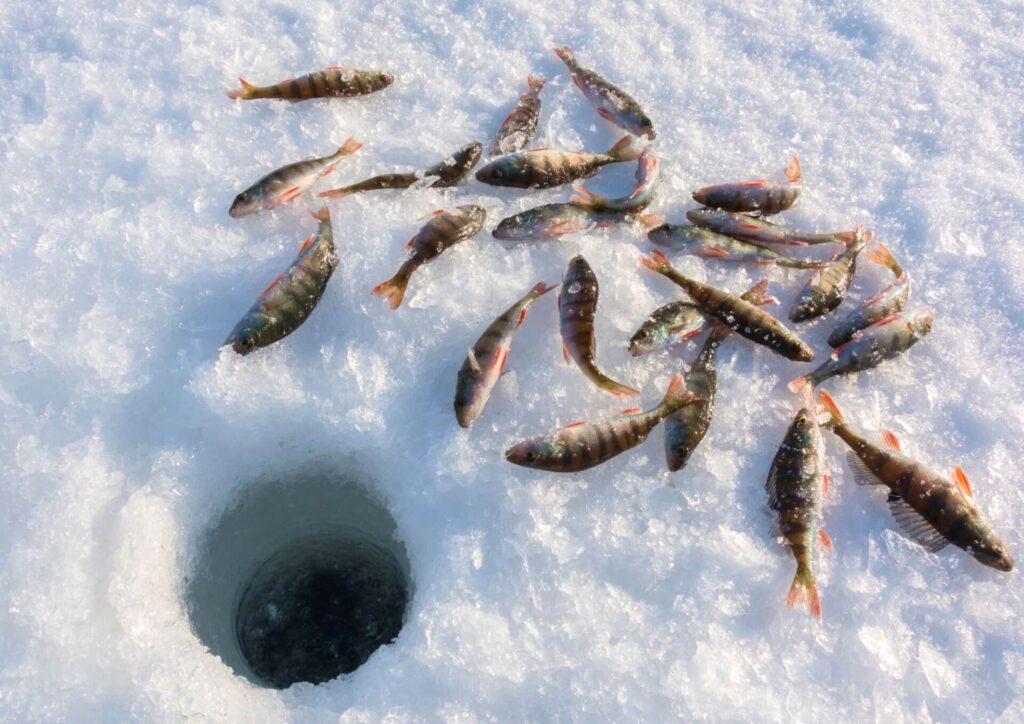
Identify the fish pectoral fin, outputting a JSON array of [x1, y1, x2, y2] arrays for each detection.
[[619, 407, 642, 415], [259, 273, 285, 297], [562, 342, 571, 364], [846, 451, 885, 486], [698, 245, 730, 258], [561, 420, 588, 429], [280, 186, 303, 203], [515, 307, 529, 329], [887, 494, 950, 553], [822, 473, 830, 495], [298, 233, 315, 254], [817, 528, 834, 552], [880, 430, 902, 451], [952, 466, 973, 497], [596, 107, 615, 122], [467, 347, 482, 375]]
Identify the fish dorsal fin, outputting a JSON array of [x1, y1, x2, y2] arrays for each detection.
[[846, 451, 885, 486], [818, 529, 834, 551], [562, 420, 587, 429], [699, 244, 730, 258], [737, 179, 767, 187], [952, 466, 973, 497], [887, 494, 950, 553], [765, 461, 781, 508], [467, 347, 481, 375], [515, 307, 529, 329], [619, 407, 642, 415], [260, 274, 284, 297], [881, 430, 902, 451]]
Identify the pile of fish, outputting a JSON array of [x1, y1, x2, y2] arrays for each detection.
[[220, 49, 1012, 621]]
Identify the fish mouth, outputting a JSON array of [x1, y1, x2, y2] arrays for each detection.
[[691, 190, 708, 205], [974, 548, 1014, 572]]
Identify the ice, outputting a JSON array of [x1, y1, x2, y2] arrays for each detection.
[[3, 0, 1024, 720]]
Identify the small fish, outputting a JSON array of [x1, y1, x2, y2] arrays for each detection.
[[225, 208, 336, 354], [827, 242, 911, 348], [569, 149, 660, 213], [686, 208, 857, 247], [230, 139, 362, 218], [490, 75, 546, 156], [692, 155, 802, 216], [765, 404, 830, 619], [226, 67, 394, 101], [319, 142, 482, 199], [640, 251, 815, 362], [492, 203, 614, 241], [665, 281, 776, 471], [648, 224, 826, 270], [454, 282, 556, 428], [788, 309, 933, 393], [560, 255, 639, 396], [505, 373, 701, 472], [474, 136, 642, 189], [789, 228, 871, 322], [818, 390, 1013, 571], [371, 205, 487, 309], [628, 301, 707, 357], [553, 45, 655, 140]]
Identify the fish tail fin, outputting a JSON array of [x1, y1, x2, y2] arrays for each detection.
[[596, 374, 640, 397], [787, 567, 821, 619], [785, 154, 802, 184], [569, 184, 604, 209], [317, 185, 352, 200], [864, 241, 904, 276], [370, 272, 409, 310], [309, 206, 331, 223], [637, 213, 666, 231], [661, 372, 702, 412], [744, 278, 776, 307], [640, 250, 672, 274], [787, 374, 814, 395], [226, 77, 256, 100], [527, 74, 546, 91], [817, 389, 844, 427], [530, 281, 558, 298], [552, 45, 577, 69], [337, 137, 363, 157], [606, 135, 643, 162]]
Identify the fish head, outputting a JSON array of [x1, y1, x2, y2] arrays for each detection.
[[229, 187, 265, 218], [971, 536, 1014, 572], [691, 187, 710, 206], [226, 328, 259, 355], [686, 208, 721, 226], [646, 223, 684, 249], [909, 309, 934, 336], [628, 324, 669, 357], [504, 438, 561, 469], [474, 156, 521, 185], [373, 70, 396, 90], [225, 313, 269, 355], [635, 116, 656, 141]]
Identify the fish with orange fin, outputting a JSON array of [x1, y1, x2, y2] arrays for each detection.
[[570, 149, 660, 213], [225, 208, 336, 354], [828, 242, 911, 347], [692, 155, 802, 216], [226, 67, 394, 101], [818, 390, 1013, 571], [628, 301, 707, 357], [559, 255, 639, 396], [648, 224, 827, 270], [640, 251, 814, 362], [455, 282, 556, 428], [490, 75, 546, 156], [686, 208, 856, 247], [230, 139, 362, 218], [553, 45, 655, 140], [371, 205, 486, 309], [789, 227, 871, 322], [474, 136, 642, 189], [491, 203, 617, 242], [505, 374, 701, 472], [319, 142, 482, 199]]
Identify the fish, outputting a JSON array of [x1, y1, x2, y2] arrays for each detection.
[[628, 301, 707, 357], [817, 390, 1013, 571], [504, 373, 701, 472], [640, 251, 815, 362], [229, 139, 362, 218], [474, 135, 642, 189], [226, 67, 394, 101], [225, 208, 336, 354], [454, 282, 556, 428], [787, 309, 933, 393], [491, 203, 615, 242], [552, 45, 655, 140], [789, 228, 872, 322], [371, 205, 487, 309], [559, 255, 639, 396], [665, 280, 776, 471], [490, 75, 546, 156], [765, 404, 830, 619], [648, 224, 826, 270], [569, 149, 660, 213], [827, 242, 911, 348], [319, 142, 482, 199], [692, 155, 802, 216], [686, 208, 857, 247]]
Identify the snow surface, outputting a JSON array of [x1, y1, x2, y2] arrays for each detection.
[[3, 0, 1024, 721]]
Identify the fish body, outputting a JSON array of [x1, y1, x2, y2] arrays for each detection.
[[765, 406, 828, 618], [371, 205, 487, 309], [560, 256, 639, 396], [648, 224, 825, 270], [789, 229, 871, 322], [230, 139, 361, 217], [686, 208, 855, 247], [818, 391, 1013, 571], [226, 67, 394, 101], [553, 45, 655, 140], [570, 149, 659, 213], [319, 142, 482, 199], [474, 136, 641, 189], [226, 208, 336, 354], [788, 310, 933, 392], [455, 282, 556, 428], [492, 203, 613, 241], [828, 242, 910, 347], [505, 374, 699, 472], [490, 75, 546, 156], [628, 301, 706, 357], [692, 155, 802, 216], [640, 251, 814, 362]]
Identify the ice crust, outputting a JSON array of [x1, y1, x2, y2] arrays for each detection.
[[2, 1, 1024, 721]]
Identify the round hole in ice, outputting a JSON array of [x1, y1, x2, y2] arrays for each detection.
[[186, 468, 411, 689]]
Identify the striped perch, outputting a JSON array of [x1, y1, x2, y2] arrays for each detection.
[[475, 136, 642, 189], [687, 207, 857, 247], [226, 67, 394, 101], [827, 242, 911, 347], [789, 227, 871, 322], [319, 142, 482, 199], [692, 155, 802, 216], [490, 75, 546, 156]]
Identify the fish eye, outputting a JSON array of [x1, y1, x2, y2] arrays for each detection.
[[524, 451, 536, 462]]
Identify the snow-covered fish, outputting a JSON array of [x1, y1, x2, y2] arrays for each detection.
[[692, 155, 802, 216], [818, 390, 1013, 572], [455, 282, 556, 428], [319, 142, 482, 199], [371, 205, 486, 309], [553, 45, 655, 140], [789, 228, 871, 322], [225, 208, 336, 354], [569, 149, 659, 213], [226, 67, 394, 101], [505, 373, 701, 472], [827, 242, 910, 348], [474, 136, 642, 189], [560, 255, 639, 396], [628, 301, 707, 357], [686, 208, 857, 247], [788, 309, 933, 393], [648, 224, 826, 269], [490, 75, 546, 156], [640, 251, 814, 362], [229, 139, 361, 218]]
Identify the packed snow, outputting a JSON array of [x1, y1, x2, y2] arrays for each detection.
[[3, 0, 1024, 720]]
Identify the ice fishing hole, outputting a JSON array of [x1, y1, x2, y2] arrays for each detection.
[[186, 469, 411, 689]]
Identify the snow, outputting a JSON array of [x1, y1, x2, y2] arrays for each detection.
[[3, 0, 1024, 721]]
